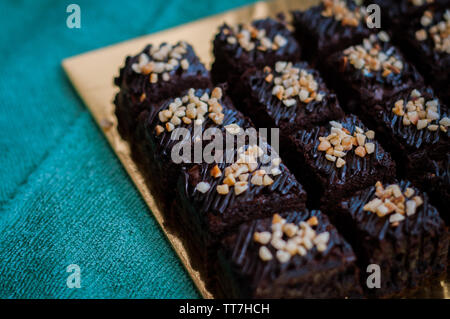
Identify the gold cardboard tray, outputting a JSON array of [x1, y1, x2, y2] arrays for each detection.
[[62, 0, 449, 298]]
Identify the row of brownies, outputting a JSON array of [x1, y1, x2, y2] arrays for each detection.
[[114, 0, 450, 298]]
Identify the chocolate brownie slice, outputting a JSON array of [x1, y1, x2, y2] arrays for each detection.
[[325, 31, 424, 112], [131, 86, 252, 213], [329, 180, 448, 297], [236, 60, 344, 134], [216, 210, 363, 298], [211, 17, 301, 92], [287, 115, 396, 207], [114, 42, 211, 141], [174, 138, 307, 267], [292, 0, 373, 64]]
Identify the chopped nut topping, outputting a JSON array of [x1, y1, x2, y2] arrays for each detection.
[[317, 120, 376, 168], [363, 182, 423, 226], [255, 214, 330, 263], [214, 145, 282, 196], [131, 42, 189, 83], [343, 33, 404, 77], [254, 231, 271, 245], [223, 23, 288, 52], [224, 123, 242, 135], [216, 184, 229, 195], [391, 89, 449, 132], [195, 182, 211, 194], [155, 87, 225, 135], [259, 246, 273, 261], [415, 9, 450, 54], [266, 61, 325, 107], [321, 0, 366, 27], [210, 165, 222, 178]]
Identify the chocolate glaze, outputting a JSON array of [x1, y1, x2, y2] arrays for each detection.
[[328, 180, 448, 297], [289, 114, 396, 207], [114, 42, 211, 141], [211, 18, 301, 86], [216, 210, 363, 298], [292, 0, 373, 64]]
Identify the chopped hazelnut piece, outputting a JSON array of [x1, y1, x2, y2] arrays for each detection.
[[210, 165, 222, 178], [216, 184, 229, 195], [259, 246, 273, 261], [195, 182, 211, 194]]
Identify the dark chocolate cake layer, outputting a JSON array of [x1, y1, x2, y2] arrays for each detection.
[[114, 42, 211, 141], [216, 210, 363, 298], [329, 180, 448, 297]]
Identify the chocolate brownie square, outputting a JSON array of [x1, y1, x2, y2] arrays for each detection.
[[211, 17, 301, 91], [325, 31, 424, 112], [216, 210, 363, 298], [236, 60, 344, 134], [131, 86, 252, 213], [398, 7, 450, 104], [350, 87, 450, 217], [287, 115, 396, 207], [330, 180, 448, 297], [114, 42, 211, 141], [292, 0, 373, 64], [357, 87, 449, 172], [174, 139, 307, 266]]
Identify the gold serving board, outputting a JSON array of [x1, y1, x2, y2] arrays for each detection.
[[62, 0, 449, 298]]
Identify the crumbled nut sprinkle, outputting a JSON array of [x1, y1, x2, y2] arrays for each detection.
[[131, 42, 189, 83], [156, 87, 225, 135], [317, 120, 376, 168], [363, 182, 423, 226], [391, 89, 449, 132], [210, 144, 282, 196], [321, 0, 366, 27], [254, 214, 330, 263], [224, 23, 288, 52], [415, 10, 450, 54], [343, 32, 404, 77], [266, 61, 325, 107]]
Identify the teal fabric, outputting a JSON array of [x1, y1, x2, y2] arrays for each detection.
[[0, 0, 257, 298]]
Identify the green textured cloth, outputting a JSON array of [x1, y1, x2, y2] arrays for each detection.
[[0, 0, 256, 298]]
